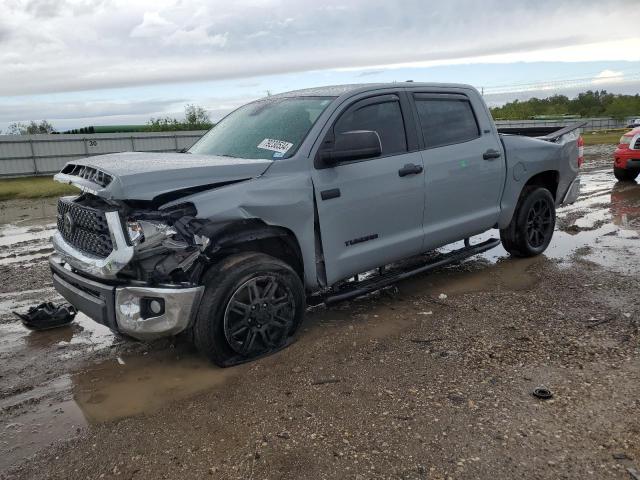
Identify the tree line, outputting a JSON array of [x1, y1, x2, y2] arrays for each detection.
[[1, 104, 213, 134], [490, 90, 640, 120], [143, 104, 214, 131]]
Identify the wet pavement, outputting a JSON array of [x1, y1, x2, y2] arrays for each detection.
[[0, 144, 639, 475]]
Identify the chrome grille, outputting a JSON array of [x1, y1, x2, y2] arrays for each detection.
[[57, 198, 114, 258]]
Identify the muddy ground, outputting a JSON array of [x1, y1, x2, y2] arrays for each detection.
[[1, 145, 639, 479]]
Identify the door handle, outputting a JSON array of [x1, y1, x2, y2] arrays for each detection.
[[398, 163, 424, 177], [483, 149, 502, 160], [320, 188, 341, 200]]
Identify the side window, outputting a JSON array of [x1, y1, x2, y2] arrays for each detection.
[[414, 97, 480, 148], [334, 100, 407, 156]]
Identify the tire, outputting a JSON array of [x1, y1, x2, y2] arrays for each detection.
[[500, 187, 556, 258], [614, 167, 639, 182], [193, 252, 305, 367]]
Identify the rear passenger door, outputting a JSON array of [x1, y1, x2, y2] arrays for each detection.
[[411, 92, 505, 248], [312, 93, 425, 285]]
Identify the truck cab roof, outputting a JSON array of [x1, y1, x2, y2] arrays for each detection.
[[271, 82, 478, 99]]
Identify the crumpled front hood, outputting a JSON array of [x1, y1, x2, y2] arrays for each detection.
[[54, 151, 273, 201]]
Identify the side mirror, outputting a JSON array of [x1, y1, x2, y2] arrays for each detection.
[[320, 130, 382, 165]]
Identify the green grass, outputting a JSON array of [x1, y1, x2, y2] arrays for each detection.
[[582, 129, 626, 146], [0, 176, 79, 201]]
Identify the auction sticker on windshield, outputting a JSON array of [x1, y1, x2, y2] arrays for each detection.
[[257, 138, 294, 154]]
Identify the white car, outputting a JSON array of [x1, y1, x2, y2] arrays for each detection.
[[626, 118, 640, 128]]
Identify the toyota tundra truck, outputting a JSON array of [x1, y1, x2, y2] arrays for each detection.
[[51, 83, 583, 366]]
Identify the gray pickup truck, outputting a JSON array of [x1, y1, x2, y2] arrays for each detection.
[[51, 83, 582, 366]]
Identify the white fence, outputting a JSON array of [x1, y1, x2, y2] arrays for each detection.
[[0, 131, 206, 178]]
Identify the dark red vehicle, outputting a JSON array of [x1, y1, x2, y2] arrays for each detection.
[[614, 128, 640, 182]]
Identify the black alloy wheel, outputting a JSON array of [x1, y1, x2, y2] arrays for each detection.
[[223, 275, 296, 356], [526, 198, 554, 249]]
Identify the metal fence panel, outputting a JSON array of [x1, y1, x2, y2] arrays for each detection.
[[494, 117, 627, 130], [0, 131, 207, 177]]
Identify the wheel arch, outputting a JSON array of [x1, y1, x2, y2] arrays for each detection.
[[196, 218, 305, 283], [498, 169, 560, 229], [522, 170, 560, 200]]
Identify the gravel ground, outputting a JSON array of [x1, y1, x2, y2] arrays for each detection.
[[1, 146, 639, 479], [5, 259, 639, 480]]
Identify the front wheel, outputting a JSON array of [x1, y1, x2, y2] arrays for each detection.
[[193, 252, 305, 367], [614, 167, 639, 182], [500, 187, 556, 257]]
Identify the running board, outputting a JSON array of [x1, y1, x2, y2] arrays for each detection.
[[322, 238, 500, 306]]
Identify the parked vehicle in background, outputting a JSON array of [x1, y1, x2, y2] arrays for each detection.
[[50, 83, 584, 366], [626, 118, 640, 129], [614, 128, 640, 182]]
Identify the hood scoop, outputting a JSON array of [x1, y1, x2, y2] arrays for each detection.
[[60, 163, 113, 187]]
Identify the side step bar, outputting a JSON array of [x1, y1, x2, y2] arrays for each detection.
[[322, 238, 500, 306]]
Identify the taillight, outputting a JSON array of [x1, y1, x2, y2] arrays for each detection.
[[577, 136, 584, 168]]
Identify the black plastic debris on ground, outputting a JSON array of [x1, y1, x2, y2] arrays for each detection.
[[13, 302, 77, 331], [532, 387, 554, 400]]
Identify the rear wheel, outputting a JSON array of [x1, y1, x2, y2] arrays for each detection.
[[500, 187, 556, 257], [193, 252, 305, 367], [614, 167, 639, 182]]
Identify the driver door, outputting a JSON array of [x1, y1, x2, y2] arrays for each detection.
[[311, 94, 425, 285]]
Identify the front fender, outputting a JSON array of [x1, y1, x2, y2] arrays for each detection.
[[162, 172, 319, 290]]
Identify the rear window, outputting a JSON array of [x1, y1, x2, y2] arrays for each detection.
[[414, 97, 480, 148]]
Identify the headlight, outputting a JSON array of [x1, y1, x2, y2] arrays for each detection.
[[126, 220, 179, 249], [127, 221, 145, 245]]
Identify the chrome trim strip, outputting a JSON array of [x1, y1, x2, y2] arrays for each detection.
[[115, 285, 204, 340], [52, 210, 134, 279]]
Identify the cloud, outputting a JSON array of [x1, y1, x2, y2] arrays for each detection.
[[24, 0, 63, 18], [165, 28, 228, 48], [0, 0, 639, 96], [593, 69, 625, 85], [130, 12, 174, 38], [0, 93, 255, 131]]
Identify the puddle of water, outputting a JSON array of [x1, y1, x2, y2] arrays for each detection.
[[0, 376, 87, 473], [0, 199, 57, 266], [0, 223, 55, 248], [0, 313, 116, 358], [0, 345, 236, 472], [0, 198, 58, 226], [72, 353, 236, 423]]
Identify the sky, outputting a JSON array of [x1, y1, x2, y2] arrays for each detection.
[[1, 0, 640, 131]]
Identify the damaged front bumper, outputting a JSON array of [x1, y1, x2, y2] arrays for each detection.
[[50, 254, 203, 340]]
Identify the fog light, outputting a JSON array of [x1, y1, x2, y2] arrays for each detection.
[[149, 299, 163, 315], [140, 297, 165, 318]]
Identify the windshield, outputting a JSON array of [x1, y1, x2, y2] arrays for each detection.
[[189, 96, 334, 160]]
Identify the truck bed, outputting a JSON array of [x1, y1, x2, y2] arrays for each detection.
[[497, 122, 586, 141]]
